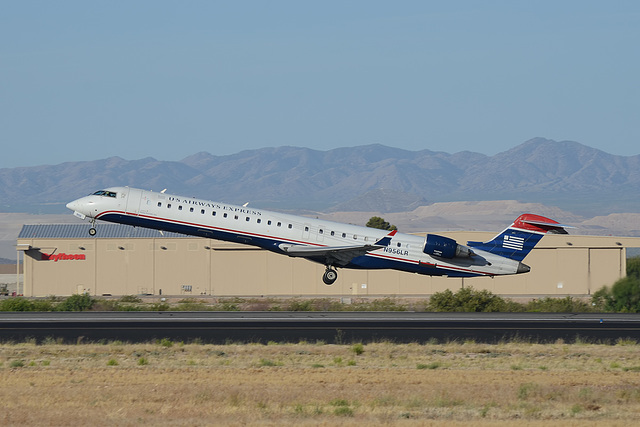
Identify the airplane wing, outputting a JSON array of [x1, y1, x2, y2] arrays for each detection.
[[279, 230, 396, 267]]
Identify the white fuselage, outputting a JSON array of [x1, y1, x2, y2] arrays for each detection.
[[66, 186, 524, 278]]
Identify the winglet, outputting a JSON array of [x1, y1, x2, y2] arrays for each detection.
[[513, 214, 572, 235], [374, 229, 397, 247]]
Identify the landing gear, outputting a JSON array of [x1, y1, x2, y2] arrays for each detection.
[[88, 219, 97, 236], [322, 267, 338, 285]]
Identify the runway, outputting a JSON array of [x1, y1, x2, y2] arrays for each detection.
[[1, 312, 639, 344]]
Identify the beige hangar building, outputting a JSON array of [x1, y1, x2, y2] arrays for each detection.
[[16, 223, 640, 298]]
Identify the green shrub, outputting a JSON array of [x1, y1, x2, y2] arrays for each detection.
[[333, 406, 354, 417], [0, 297, 58, 312], [0, 297, 35, 311], [159, 338, 173, 348], [428, 287, 508, 312], [176, 300, 208, 311], [600, 276, 640, 312], [525, 296, 593, 313], [56, 293, 95, 311], [287, 299, 313, 311], [427, 289, 457, 312], [593, 257, 640, 312], [30, 299, 55, 311], [627, 257, 640, 279], [91, 299, 122, 311], [359, 297, 407, 312], [119, 295, 142, 303], [219, 301, 240, 311], [417, 362, 441, 370], [591, 287, 610, 311], [351, 343, 364, 355], [366, 216, 396, 231], [149, 302, 170, 311], [10, 360, 25, 368], [259, 358, 282, 367]]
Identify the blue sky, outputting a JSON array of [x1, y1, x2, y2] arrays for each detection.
[[1, 1, 639, 168]]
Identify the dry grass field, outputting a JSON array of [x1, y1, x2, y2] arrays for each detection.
[[1, 339, 640, 426]]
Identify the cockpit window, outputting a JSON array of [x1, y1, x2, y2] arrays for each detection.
[[92, 190, 117, 198]]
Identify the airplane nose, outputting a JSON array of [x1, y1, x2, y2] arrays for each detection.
[[66, 199, 84, 212], [66, 197, 92, 219]]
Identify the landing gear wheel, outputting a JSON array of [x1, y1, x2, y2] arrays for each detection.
[[88, 218, 97, 236], [322, 268, 338, 285]]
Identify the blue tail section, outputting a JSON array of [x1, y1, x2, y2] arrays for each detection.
[[467, 214, 569, 262], [467, 229, 545, 262]]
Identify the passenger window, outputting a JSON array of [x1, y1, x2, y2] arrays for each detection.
[[167, 203, 171, 209], [189, 207, 194, 213], [157, 202, 162, 207], [212, 211, 216, 216], [288, 224, 292, 229], [319, 229, 323, 234], [178, 206, 183, 211], [353, 235, 358, 240], [397, 242, 401, 247], [268, 220, 272, 225], [305, 226, 309, 232], [277, 222, 282, 227], [342, 233, 346, 238], [201, 209, 205, 214], [331, 231, 335, 236], [246, 217, 250, 222], [257, 219, 261, 224], [234, 215, 238, 220], [223, 213, 228, 218]]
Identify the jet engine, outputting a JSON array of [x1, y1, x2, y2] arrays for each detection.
[[423, 234, 473, 259]]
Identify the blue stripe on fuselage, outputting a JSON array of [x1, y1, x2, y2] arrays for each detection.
[[97, 212, 482, 278], [98, 213, 286, 253]]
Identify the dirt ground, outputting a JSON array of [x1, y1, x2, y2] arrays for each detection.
[[1, 340, 639, 425]]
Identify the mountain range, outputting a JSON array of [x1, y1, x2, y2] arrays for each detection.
[[1, 138, 638, 216]]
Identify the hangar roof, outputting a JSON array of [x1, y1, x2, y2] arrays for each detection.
[[18, 224, 189, 239]]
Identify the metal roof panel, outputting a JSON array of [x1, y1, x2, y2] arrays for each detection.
[[18, 224, 189, 239]]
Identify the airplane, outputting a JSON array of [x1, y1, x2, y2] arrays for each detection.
[[66, 187, 569, 285]]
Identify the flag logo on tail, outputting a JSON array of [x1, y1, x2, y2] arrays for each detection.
[[503, 235, 525, 251]]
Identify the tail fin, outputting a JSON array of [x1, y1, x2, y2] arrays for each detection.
[[467, 214, 570, 262]]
